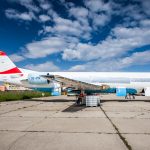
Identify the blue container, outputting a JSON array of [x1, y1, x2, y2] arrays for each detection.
[[116, 88, 127, 96], [51, 91, 61, 96], [51, 87, 61, 96]]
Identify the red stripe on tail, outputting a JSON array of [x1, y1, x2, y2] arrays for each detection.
[[0, 67, 22, 74], [0, 51, 6, 56]]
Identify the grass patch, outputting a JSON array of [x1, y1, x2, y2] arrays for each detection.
[[0, 91, 51, 102]]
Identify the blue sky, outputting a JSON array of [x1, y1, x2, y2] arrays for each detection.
[[0, 0, 150, 72]]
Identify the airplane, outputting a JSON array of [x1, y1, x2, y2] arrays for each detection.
[[0, 50, 150, 96]]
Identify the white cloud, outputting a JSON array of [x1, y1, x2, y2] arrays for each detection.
[[39, 14, 51, 22], [5, 9, 35, 21], [68, 6, 92, 35], [62, 26, 150, 61], [9, 54, 25, 62], [69, 50, 150, 71], [47, 9, 59, 19], [54, 20, 81, 36], [92, 13, 110, 27], [122, 51, 150, 66], [7, 0, 40, 13], [5, 0, 150, 72], [43, 26, 53, 32], [62, 49, 81, 60], [40, 2, 51, 10], [42, 16, 92, 40], [140, 19, 150, 28], [84, 0, 112, 28], [25, 61, 60, 72], [21, 1, 40, 13], [69, 1, 112, 29], [38, 26, 53, 35], [24, 37, 67, 58], [24, 23, 150, 69], [122, 4, 146, 22], [84, 0, 111, 13], [69, 7, 88, 18]]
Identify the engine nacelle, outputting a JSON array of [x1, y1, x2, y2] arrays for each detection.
[[28, 74, 48, 85]]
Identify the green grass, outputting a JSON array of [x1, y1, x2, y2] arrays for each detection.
[[0, 91, 51, 102]]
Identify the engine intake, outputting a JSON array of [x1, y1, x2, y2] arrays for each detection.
[[28, 74, 48, 85]]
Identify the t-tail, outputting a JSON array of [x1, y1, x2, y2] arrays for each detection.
[[0, 51, 22, 74]]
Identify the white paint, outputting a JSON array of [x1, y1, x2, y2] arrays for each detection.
[[145, 87, 150, 96], [0, 55, 16, 72], [86, 96, 100, 107]]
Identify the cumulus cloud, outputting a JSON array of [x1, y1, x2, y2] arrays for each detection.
[[69, 50, 150, 71], [5, 9, 35, 21], [39, 14, 51, 22], [83, 0, 112, 28], [140, 19, 150, 28], [25, 61, 60, 72], [69, 7, 88, 18], [7, 0, 40, 13], [92, 13, 110, 27], [21, 2, 40, 13], [24, 37, 67, 58], [69, 7, 90, 27], [84, 0, 111, 13], [40, 2, 51, 10], [41, 16, 92, 40], [5, 0, 150, 71], [121, 4, 146, 23], [68, 6, 97, 38], [9, 54, 25, 62], [62, 26, 150, 61], [43, 26, 53, 32]]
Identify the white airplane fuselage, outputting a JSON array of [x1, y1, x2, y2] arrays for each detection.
[[0, 51, 150, 93], [1, 69, 150, 92]]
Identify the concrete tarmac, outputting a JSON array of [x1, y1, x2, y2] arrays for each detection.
[[0, 94, 150, 150]]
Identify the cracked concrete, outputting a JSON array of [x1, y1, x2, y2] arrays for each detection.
[[0, 95, 150, 150], [100, 106, 132, 150]]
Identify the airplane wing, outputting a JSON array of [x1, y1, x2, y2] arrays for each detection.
[[42, 75, 109, 90]]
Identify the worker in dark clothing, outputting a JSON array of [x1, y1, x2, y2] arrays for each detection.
[[76, 92, 85, 105]]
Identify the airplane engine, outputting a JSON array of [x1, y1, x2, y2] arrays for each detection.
[[28, 74, 49, 85]]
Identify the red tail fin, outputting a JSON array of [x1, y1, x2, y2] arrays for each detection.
[[0, 51, 22, 74]]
